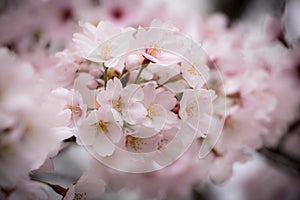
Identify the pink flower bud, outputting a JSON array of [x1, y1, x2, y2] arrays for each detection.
[[125, 54, 144, 71], [86, 80, 98, 90], [90, 69, 103, 78]]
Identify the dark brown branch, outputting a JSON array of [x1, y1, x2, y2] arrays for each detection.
[[258, 147, 300, 176]]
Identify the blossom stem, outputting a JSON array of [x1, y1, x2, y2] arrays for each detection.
[[212, 148, 223, 157], [103, 64, 108, 89], [30, 177, 68, 197], [155, 74, 183, 89], [258, 146, 300, 175], [134, 63, 148, 84]]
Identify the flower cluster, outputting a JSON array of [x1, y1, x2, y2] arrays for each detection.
[[72, 21, 217, 172], [0, 0, 299, 200]]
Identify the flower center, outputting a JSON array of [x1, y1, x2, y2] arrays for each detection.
[[187, 64, 201, 76], [146, 42, 160, 57], [68, 105, 82, 120], [97, 120, 108, 134], [147, 104, 160, 118], [126, 135, 146, 151], [186, 102, 197, 118], [74, 192, 87, 200], [112, 98, 123, 112], [101, 45, 112, 60]]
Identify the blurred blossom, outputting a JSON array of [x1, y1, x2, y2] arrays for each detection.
[[0, 48, 72, 189], [283, 0, 300, 45]]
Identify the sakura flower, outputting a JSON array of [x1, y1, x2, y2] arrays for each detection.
[[132, 83, 178, 138], [52, 50, 83, 88], [50, 87, 87, 127], [64, 172, 105, 200], [73, 21, 132, 63], [77, 108, 122, 157], [96, 77, 147, 127], [132, 20, 185, 66], [180, 49, 210, 88], [179, 88, 215, 138]]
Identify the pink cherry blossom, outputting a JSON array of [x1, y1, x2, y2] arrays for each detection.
[[64, 172, 106, 200], [132, 83, 178, 138], [96, 77, 147, 126], [73, 21, 133, 63], [132, 20, 184, 66], [77, 108, 122, 157]]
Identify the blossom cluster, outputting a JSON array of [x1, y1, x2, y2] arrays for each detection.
[[0, 0, 299, 200], [71, 20, 220, 173]]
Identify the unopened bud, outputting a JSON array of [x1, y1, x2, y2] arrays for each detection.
[[125, 54, 144, 71], [86, 80, 98, 90], [90, 69, 103, 78]]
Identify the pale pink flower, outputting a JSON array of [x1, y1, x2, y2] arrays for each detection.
[[132, 20, 184, 66], [73, 21, 132, 63], [50, 87, 87, 127], [96, 78, 147, 127], [77, 108, 122, 157], [64, 172, 106, 200], [52, 50, 82, 88], [179, 88, 215, 137], [132, 83, 178, 138], [181, 49, 210, 88]]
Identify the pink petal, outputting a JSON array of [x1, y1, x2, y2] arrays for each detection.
[[93, 134, 115, 157]]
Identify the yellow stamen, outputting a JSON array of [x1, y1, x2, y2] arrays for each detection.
[[186, 102, 198, 118], [187, 64, 201, 76], [97, 120, 108, 135], [112, 98, 123, 112], [146, 42, 160, 57], [101, 45, 112, 60], [147, 104, 160, 118]]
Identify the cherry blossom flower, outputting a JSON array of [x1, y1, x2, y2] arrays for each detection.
[[132, 83, 178, 138], [64, 172, 105, 200], [179, 88, 215, 138], [180, 49, 210, 89], [77, 108, 122, 157], [132, 21, 183, 66], [52, 50, 83, 88], [50, 87, 87, 127], [96, 77, 147, 127], [73, 21, 133, 63]]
